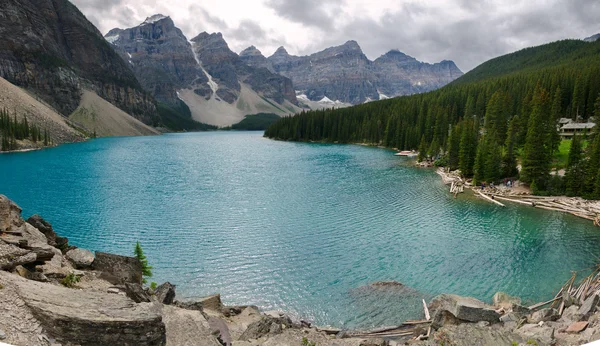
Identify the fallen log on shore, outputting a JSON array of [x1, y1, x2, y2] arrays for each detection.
[[475, 190, 505, 207]]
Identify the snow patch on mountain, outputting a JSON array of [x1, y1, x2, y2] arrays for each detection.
[[378, 91, 389, 100], [141, 14, 168, 26], [105, 34, 119, 44], [190, 41, 219, 95]]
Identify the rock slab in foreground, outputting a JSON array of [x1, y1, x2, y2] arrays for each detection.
[[0, 271, 166, 346]]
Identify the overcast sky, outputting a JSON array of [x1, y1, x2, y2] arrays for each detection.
[[71, 0, 599, 71]]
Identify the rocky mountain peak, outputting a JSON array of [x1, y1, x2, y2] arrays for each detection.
[[341, 40, 362, 51], [377, 49, 418, 64], [240, 46, 264, 58], [272, 46, 290, 56], [140, 14, 170, 26]]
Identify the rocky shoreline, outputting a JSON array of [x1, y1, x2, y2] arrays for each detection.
[[1, 194, 600, 345]]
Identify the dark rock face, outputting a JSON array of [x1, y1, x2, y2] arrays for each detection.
[[125, 282, 152, 303], [155, 282, 176, 305], [105, 15, 208, 105], [191, 32, 297, 105], [92, 252, 143, 285], [239, 315, 293, 341], [0, 0, 158, 124], [254, 41, 463, 104]]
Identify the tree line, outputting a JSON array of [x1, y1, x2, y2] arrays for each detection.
[[0, 108, 50, 151], [264, 39, 600, 198]]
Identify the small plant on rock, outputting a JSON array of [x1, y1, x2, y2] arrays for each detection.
[[134, 241, 153, 284], [61, 273, 80, 288], [301, 337, 316, 346], [150, 282, 157, 291]]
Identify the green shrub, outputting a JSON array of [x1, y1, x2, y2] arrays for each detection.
[[61, 273, 81, 288], [301, 337, 316, 346], [134, 242, 153, 284]]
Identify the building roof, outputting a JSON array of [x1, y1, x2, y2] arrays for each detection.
[[559, 118, 572, 124], [561, 122, 596, 130]]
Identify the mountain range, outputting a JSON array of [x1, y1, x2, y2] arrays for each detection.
[[240, 42, 463, 104], [0, 0, 595, 141], [104, 14, 463, 126]]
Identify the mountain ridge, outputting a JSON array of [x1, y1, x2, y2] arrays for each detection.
[[240, 40, 463, 104]]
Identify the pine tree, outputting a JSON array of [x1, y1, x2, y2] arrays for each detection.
[[447, 122, 462, 170], [521, 86, 552, 189], [459, 120, 478, 177], [133, 242, 153, 284], [565, 134, 583, 196], [417, 135, 428, 162]]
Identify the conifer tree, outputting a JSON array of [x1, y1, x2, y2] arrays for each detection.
[[521, 86, 552, 189], [565, 134, 583, 196], [134, 242, 153, 284]]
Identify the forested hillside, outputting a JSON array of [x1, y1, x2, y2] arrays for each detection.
[[265, 39, 600, 197]]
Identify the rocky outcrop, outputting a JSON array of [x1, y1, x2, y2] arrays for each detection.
[[0, 271, 166, 346], [255, 41, 463, 105], [429, 294, 501, 325], [0, 0, 158, 125], [104, 15, 207, 106], [93, 251, 143, 285], [190, 32, 297, 105], [65, 248, 94, 269]]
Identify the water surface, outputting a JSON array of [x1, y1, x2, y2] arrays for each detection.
[[1, 132, 599, 328]]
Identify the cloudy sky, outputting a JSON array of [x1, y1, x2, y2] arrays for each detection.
[[71, 0, 599, 71]]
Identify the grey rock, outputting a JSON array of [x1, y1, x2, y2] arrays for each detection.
[[432, 309, 462, 329], [207, 316, 232, 345], [515, 323, 555, 345], [0, 328, 6, 340], [92, 252, 142, 285], [199, 294, 223, 312], [427, 323, 528, 346], [15, 265, 49, 282], [578, 294, 599, 319], [0, 270, 166, 346], [161, 305, 221, 346], [125, 283, 151, 303], [511, 303, 532, 315], [492, 292, 521, 309], [560, 305, 583, 323], [155, 282, 176, 305], [499, 312, 522, 323], [26, 215, 56, 247], [529, 308, 560, 323], [239, 315, 293, 341], [174, 300, 204, 311], [65, 248, 94, 269], [429, 294, 500, 324]]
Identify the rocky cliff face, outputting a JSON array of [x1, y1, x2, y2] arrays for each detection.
[[0, 0, 158, 125], [105, 15, 208, 106], [106, 16, 298, 126], [190, 32, 297, 105], [241, 41, 463, 104]]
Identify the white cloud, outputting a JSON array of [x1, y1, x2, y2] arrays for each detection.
[[71, 0, 599, 71]]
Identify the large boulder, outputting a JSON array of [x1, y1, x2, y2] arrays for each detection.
[[239, 314, 293, 341], [199, 294, 223, 312], [65, 248, 94, 269], [429, 294, 501, 325], [155, 282, 176, 305], [0, 271, 165, 346], [92, 252, 142, 285], [26, 215, 56, 246], [0, 242, 36, 270], [528, 308, 560, 323], [161, 305, 221, 346], [431, 323, 531, 346], [492, 292, 521, 310], [0, 195, 22, 233], [125, 283, 151, 303], [578, 294, 599, 319]]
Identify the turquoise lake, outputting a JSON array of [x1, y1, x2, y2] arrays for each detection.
[[1, 131, 600, 328]]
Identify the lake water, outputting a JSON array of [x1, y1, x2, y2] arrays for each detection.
[[2, 131, 600, 328]]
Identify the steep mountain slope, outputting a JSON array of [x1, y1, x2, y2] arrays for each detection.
[[106, 16, 300, 126], [240, 41, 463, 105], [0, 0, 158, 125], [0, 77, 85, 144], [453, 39, 600, 85], [69, 91, 160, 137], [584, 34, 600, 42]]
